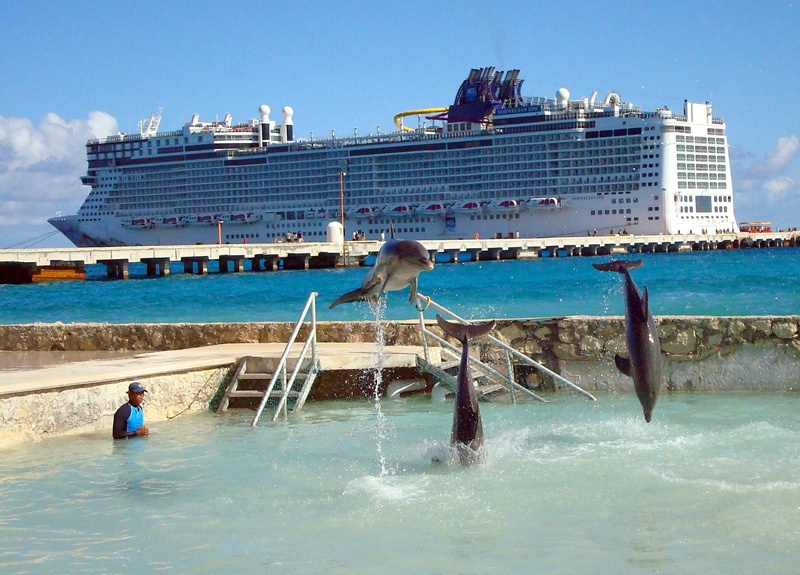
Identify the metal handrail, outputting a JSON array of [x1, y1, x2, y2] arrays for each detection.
[[415, 292, 597, 402], [251, 291, 319, 426], [421, 326, 548, 402]]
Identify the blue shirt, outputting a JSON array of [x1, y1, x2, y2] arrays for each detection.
[[112, 403, 145, 439]]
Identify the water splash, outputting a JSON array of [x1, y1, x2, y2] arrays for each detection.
[[368, 297, 391, 477]]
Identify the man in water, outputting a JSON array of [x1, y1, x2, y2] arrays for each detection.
[[112, 381, 150, 439]]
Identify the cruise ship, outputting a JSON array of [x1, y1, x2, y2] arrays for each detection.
[[49, 67, 738, 247]]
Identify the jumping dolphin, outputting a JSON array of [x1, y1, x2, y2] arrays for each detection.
[[593, 259, 662, 422], [436, 314, 496, 464], [329, 227, 434, 308]]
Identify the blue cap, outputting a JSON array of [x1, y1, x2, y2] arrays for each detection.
[[128, 382, 148, 394]]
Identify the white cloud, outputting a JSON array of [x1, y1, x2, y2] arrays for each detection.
[[762, 176, 797, 201], [0, 112, 117, 245], [754, 135, 800, 174], [731, 134, 800, 229]]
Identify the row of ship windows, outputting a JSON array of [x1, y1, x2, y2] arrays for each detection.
[[677, 195, 732, 203], [111, 170, 646, 202], [676, 146, 725, 154], [679, 206, 730, 213], [678, 172, 727, 180], [116, 154, 647, 184], [113, 164, 646, 195], [675, 136, 724, 144], [677, 156, 726, 164], [111, 181, 652, 211], [678, 182, 728, 189]]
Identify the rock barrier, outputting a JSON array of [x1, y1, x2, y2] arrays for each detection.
[[1, 316, 798, 447]]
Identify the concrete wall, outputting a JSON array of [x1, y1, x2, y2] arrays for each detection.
[[1, 316, 798, 447], [0, 367, 227, 448]]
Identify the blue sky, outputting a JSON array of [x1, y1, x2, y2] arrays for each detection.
[[1, 0, 798, 248]]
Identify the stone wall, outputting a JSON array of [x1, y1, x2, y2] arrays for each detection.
[[1, 316, 798, 447], [2, 316, 798, 370]]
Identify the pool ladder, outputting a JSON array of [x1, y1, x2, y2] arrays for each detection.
[[217, 292, 321, 424]]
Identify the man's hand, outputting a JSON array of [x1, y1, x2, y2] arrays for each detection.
[[136, 426, 150, 436]]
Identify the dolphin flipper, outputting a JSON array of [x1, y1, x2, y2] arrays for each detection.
[[407, 276, 418, 304], [614, 354, 633, 377]]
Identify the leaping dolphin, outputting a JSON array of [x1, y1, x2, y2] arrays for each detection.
[[436, 314, 496, 464], [593, 259, 662, 422], [329, 228, 434, 308]]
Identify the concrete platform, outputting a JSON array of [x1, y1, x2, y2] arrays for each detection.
[[0, 342, 440, 397]]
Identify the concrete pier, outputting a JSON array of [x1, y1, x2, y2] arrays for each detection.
[[0, 231, 797, 283]]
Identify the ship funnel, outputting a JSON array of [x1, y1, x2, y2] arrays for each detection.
[[556, 88, 570, 109], [223, 113, 232, 127], [258, 105, 271, 147], [589, 90, 598, 107], [281, 106, 294, 142], [191, 113, 200, 125]]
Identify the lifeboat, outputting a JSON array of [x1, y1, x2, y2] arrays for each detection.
[[451, 200, 484, 214], [415, 202, 448, 216], [348, 206, 378, 218], [487, 199, 521, 213], [189, 214, 217, 225], [160, 216, 185, 227], [227, 212, 257, 224], [383, 204, 414, 217], [528, 197, 565, 210], [121, 218, 153, 228]]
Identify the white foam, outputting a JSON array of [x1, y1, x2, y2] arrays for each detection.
[[343, 474, 429, 503]]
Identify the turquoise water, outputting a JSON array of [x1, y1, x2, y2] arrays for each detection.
[[2, 249, 799, 574], [1, 248, 799, 324], [1, 394, 797, 574]]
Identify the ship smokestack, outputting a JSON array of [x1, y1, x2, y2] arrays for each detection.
[[258, 104, 271, 147], [282, 106, 294, 142]]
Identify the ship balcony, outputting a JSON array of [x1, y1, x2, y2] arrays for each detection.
[[80, 176, 98, 186]]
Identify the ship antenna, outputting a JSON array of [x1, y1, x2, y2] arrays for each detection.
[[138, 108, 163, 136]]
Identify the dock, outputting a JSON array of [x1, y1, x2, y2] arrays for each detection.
[[0, 342, 436, 398], [0, 231, 797, 283]]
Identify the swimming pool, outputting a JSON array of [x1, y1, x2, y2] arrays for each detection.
[[1, 393, 797, 574]]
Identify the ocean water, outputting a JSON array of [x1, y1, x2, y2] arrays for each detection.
[[1, 247, 799, 324], [0, 394, 797, 574]]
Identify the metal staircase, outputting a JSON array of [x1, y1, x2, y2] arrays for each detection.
[[413, 292, 597, 403], [217, 292, 321, 424]]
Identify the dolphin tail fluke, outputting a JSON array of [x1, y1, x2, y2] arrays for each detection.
[[329, 288, 368, 308], [592, 259, 644, 273], [436, 315, 496, 343]]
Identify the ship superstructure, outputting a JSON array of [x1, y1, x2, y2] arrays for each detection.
[[49, 67, 737, 246]]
